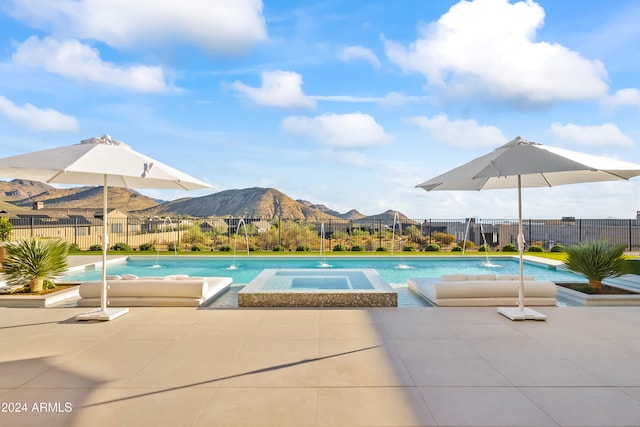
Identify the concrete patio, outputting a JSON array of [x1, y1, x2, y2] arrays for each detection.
[[1, 305, 640, 426]]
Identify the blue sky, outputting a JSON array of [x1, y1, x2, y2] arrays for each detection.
[[0, 0, 639, 219]]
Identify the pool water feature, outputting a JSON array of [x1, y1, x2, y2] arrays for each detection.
[[238, 269, 397, 307]]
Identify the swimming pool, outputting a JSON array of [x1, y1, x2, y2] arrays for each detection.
[[63, 255, 582, 285], [62, 256, 583, 307]]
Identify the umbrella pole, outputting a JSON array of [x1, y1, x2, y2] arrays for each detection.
[[497, 176, 547, 321], [75, 175, 129, 321]]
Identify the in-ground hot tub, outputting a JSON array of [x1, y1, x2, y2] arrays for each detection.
[[238, 268, 398, 307]]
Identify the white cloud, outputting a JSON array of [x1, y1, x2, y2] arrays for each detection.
[[0, 96, 79, 132], [13, 37, 168, 92], [310, 95, 382, 103], [338, 45, 381, 68], [407, 114, 506, 149], [379, 92, 426, 107], [6, 0, 267, 54], [281, 112, 393, 148], [228, 70, 316, 109], [383, 0, 608, 104], [604, 88, 640, 108], [550, 122, 634, 148]]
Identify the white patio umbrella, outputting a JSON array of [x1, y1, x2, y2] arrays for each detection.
[[416, 136, 640, 320], [0, 135, 212, 320]]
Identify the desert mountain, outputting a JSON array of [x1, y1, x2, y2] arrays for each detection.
[[135, 187, 339, 220], [0, 181, 161, 212], [0, 180, 413, 220], [296, 200, 366, 220], [0, 179, 53, 201]]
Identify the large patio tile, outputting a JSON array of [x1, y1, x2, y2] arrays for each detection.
[[574, 358, 640, 386], [74, 386, 217, 427], [521, 386, 640, 426], [382, 321, 457, 339], [317, 387, 436, 426], [419, 386, 557, 426], [319, 308, 379, 324], [319, 321, 386, 341], [318, 339, 413, 387], [403, 357, 511, 386], [489, 357, 607, 386], [466, 335, 564, 360], [393, 337, 480, 360], [220, 339, 320, 387], [196, 387, 317, 427]]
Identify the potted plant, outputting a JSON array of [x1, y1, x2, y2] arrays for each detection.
[[563, 240, 631, 290], [3, 238, 69, 293], [0, 217, 12, 270]]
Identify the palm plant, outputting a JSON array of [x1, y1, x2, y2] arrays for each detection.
[[3, 238, 69, 293], [563, 240, 630, 290]]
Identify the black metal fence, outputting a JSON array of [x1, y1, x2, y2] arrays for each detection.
[[6, 216, 640, 253]]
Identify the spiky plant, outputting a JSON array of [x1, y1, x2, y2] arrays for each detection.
[[563, 240, 630, 290], [3, 238, 69, 293]]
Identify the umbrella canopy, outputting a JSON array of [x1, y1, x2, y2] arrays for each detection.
[[416, 136, 640, 320], [0, 135, 212, 320]]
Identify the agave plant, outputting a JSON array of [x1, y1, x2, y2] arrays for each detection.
[[563, 240, 630, 290], [3, 238, 69, 293]]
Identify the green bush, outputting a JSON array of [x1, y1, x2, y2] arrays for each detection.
[[67, 243, 81, 252], [167, 242, 178, 252], [88, 244, 102, 251], [527, 245, 544, 252], [402, 246, 416, 252], [191, 244, 204, 251], [351, 245, 363, 251], [295, 245, 310, 252], [564, 240, 630, 289], [502, 244, 518, 252], [451, 245, 462, 252], [478, 245, 488, 252], [550, 244, 564, 252], [375, 246, 388, 252], [219, 245, 231, 252], [139, 243, 155, 252], [333, 244, 346, 252], [272, 245, 285, 252], [3, 238, 69, 293], [249, 246, 260, 252], [0, 217, 12, 242], [111, 242, 131, 251], [424, 244, 440, 252]]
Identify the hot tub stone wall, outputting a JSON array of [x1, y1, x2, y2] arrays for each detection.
[[238, 291, 397, 307]]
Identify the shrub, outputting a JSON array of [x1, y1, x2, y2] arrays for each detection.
[[550, 245, 564, 252], [451, 245, 462, 252], [332, 244, 346, 252], [191, 244, 204, 252], [375, 246, 388, 252], [272, 245, 285, 252], [219, 245, 231, 252], [249, 246, 260, 252], [424, 244, 440, 252], [67, 243, 81, 252], [111, 242, 131, 251], [139, 243, 155, 252], [0, 217, 12, 242], [527, 245, 544, 252], [88, 244, 102, 252], [295, 245, 310, 252], [478, 245, 488, 252], [402, 246, 416, 252], [502, 244, 518, 252], [564, 240, 630, 289], [3, 238, 68, 293], [351, 245, 363, 251], [167, 242, 178, 252]]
